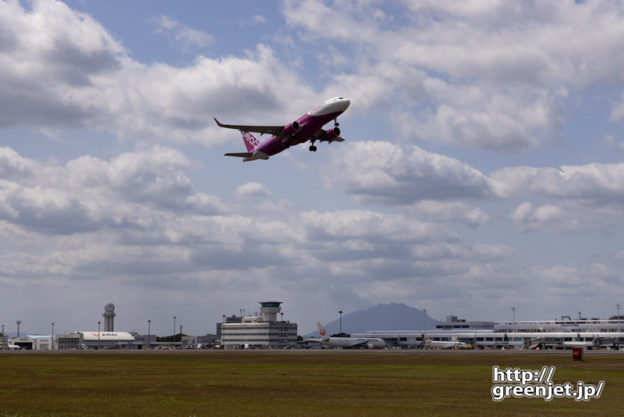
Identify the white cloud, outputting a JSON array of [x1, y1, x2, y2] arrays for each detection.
[[325, 141, 493, 204], [0, 0, 124, 127], [300, 210, 454, 243], [0, 147, 516, 329], [0, 146, 223, 234], [153, 15, 215, 49], [407, 81, 564, 151], [326, 141, 624, 229], [0, 1, 317, 145], [234, 182, 273, 202], [491, 162, 624, 202], [284, 0, 624, 151], [408, 201, 489, 228], [283, 0, 381, 44], [390, 1, 624, 87], [510, 202, 578, 232]]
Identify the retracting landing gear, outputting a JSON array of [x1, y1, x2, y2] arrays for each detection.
[[309, 117, 341, 152]]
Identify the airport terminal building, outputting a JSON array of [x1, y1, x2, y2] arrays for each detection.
[[353, 316, 624, 350], [221, 301, 297, 349], [7, 332, 136, 350]]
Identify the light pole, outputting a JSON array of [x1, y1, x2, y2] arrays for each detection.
[[147, 320, 151, 349], [51, 322, 54, 351], [173, 316, 177, 342], [339, 310, 343, 334], [422, 308, 428, 345], [98, 321, 101, 348]]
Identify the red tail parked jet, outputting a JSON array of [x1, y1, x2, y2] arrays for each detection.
[[214, 97, 350, 162]]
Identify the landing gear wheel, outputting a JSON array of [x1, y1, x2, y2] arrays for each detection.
[[309, 145, 317, 152]]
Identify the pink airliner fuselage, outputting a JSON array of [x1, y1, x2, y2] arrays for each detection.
[[215, 97, 350, 161]]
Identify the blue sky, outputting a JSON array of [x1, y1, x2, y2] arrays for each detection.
[[2, 0, 624, 336]]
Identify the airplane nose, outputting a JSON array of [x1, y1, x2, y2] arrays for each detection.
[[315, 97, 351, 116], [339, 98, 350, 111]]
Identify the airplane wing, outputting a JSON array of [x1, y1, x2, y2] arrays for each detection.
[[224, 152, 253, 158], [325, 136, 345, 142], [214, 118, 285, 136]]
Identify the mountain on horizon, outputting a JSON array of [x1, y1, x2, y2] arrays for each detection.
[[306, 303, 439, 337]]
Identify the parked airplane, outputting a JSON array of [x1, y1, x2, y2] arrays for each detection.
[[422, 334, 468, 349], [316, 322, 385, 349], [215, 96, 350, 161]]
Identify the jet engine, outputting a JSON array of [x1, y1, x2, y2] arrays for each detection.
[[324, 127, 341, 141], [283, 121, 303, 136]]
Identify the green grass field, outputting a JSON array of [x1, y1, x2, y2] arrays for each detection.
[[0, 350, 623, 416]]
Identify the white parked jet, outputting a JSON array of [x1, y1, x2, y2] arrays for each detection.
[[422, 335, 468, 349], [316, 323, 385, 349]]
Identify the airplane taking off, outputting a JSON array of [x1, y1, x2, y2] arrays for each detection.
[[215, 97, 350, 161], [316, 322, 385, 349]]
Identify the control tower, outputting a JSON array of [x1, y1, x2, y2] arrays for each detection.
[[259, 301, 282, 323], [103, 303, 116, 332], [221, 301, 296, 349]]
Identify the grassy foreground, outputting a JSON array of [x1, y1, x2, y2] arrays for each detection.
[[0, 350, 623, 416]]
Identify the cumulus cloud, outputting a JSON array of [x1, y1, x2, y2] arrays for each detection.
[[0, 0, 317, 145], [324, 141, 493, 204], [153, 15, 214, 49], [0, 146, 222, 234], [491, 162, 624, 202], [0, 146, 514, 318], [0, 143, 619, 331], [300, 210, 455, 244], [510, 202, 578, 232], [325, 141, 624, 229], [284, 0, 624, 151], [283, 0, 382, 44], [234, 182, 273, 202], [408, 201, 489, 228], [0, 0, 124, 127], [407, 81, 563, 151]]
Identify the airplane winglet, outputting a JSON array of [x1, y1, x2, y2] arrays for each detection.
[[214, 117, 224, 127]]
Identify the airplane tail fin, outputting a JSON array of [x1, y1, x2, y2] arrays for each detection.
[[317, 322, 329, 340], [242, 131, 259, 152]]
